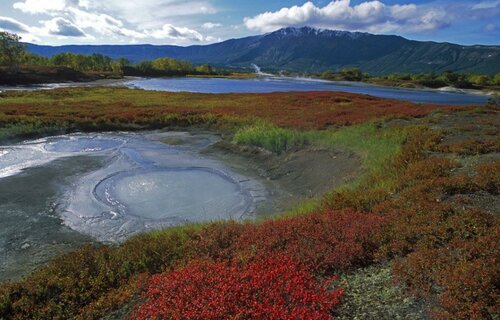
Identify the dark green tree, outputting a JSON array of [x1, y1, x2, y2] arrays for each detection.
[[0, 32, 26, 70], [340, 67, 363, 81], [495, 74, 500, 86], [111, 61, 124, 76], [195, 64, 213, 74]]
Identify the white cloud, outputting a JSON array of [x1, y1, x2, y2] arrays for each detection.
[[467, 0, 500, 19], [9, 0, 215, 44], [244, 0, 450, 33], [0, 16, 30, 32], [67, 8, 147, 38], [202, 22, 222, 29], [40, 17, 87, 37], [205, 35, 221, 42], [472, 0, 500, 10], [13, 0, 67, 14], [149, 24, 204, 42], [390, 4, 417, 20], [11, 0, 217, 24], [483, 23, 498, 32], [83, 0, 217, 28], [0, 16, 41, 42]]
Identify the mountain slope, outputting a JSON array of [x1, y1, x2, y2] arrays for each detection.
[[26, 27, 500, 75]]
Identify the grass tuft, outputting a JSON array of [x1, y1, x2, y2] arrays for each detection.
[[233, 122, 310, 154]]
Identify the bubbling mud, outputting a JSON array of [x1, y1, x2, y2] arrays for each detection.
[[0, 132, 264, 243]]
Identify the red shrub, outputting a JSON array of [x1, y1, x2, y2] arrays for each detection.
[[322, 188, 390, 212], [0, 88, 460, 131], [132, 255, 343, 320], [191, 209, 385, 275], [189, 221, 247, 261], [475, 162, 500, 194], [394, 232, 499, 320], [436, 139, 500, 155], [399, 158, 459, 188]]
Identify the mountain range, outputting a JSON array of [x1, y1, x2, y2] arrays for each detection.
[[26, 27, 500, 75]]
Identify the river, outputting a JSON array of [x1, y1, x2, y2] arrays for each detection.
[[125, 77, 490, 105], [0, 76, 490, 105]]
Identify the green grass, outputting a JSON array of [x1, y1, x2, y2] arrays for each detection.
[[232, 121, 409, 217], [233, 122, 312, 154], [233, 121, 408, 190], [0, 120, 70, 142], [322, 123, 407, 190], [281, 198, 323, 218]]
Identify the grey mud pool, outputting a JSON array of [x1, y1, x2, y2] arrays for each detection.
[[0, 131, 265, 281]]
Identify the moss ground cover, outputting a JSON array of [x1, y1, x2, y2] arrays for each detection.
[[0, 88, 497, 319], [336, 264, 427, 319]]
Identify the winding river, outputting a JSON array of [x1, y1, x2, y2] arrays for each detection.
[[124, 77, 490, 105], [0, 76, 490, 105]]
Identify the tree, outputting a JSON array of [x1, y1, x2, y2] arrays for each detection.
[[440, 70, 459, 83], [340, 67, 363, 81], [469, 74, 491, 86], [110, 61, 124, 76], [320, 71, 334, 79], [493, 74, 500, 86], [20, 52, 49, 66], [388, 73, 411, 81], [50, 52, 113, 72], [110, 58, 129, 76], [0, 31, 26, 70], [117, 58, 130, 67], [136, 61, 154, 74], [195, 64, 213, 74]]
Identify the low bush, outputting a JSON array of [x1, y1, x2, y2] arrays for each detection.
[[191, 209, 385, 275], [0, 208, 383, 319], [317, 115, 499, 320], [395, 232, 499, 319], [365, 128, 499, 319], [475, 162, 500, 194], [133, 255, 344, 320], [0, 88, 455, 132], [76, 273, 149, 320], [436, 139, 500, 155], [0, 225, 200, 320]]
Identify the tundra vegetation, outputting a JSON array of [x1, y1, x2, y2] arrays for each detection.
[[0, 87, 498, 319], [0, 31, 224, 79]]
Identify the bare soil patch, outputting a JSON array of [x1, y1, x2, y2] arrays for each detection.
[[203, 141, 361, 214]]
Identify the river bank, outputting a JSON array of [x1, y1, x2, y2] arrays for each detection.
[[1, 70, 496, 104]]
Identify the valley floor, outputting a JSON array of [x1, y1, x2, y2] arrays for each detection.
[[0, 88, 498, 319]]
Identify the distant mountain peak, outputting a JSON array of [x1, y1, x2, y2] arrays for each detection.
[[270, 26, 367, 40], [26, 27, 500, 75]]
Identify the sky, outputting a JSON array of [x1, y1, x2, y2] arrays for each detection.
[[0, 0, 499, 46]]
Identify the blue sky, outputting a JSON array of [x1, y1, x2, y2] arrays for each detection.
[[0, 0, 498, 46]]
